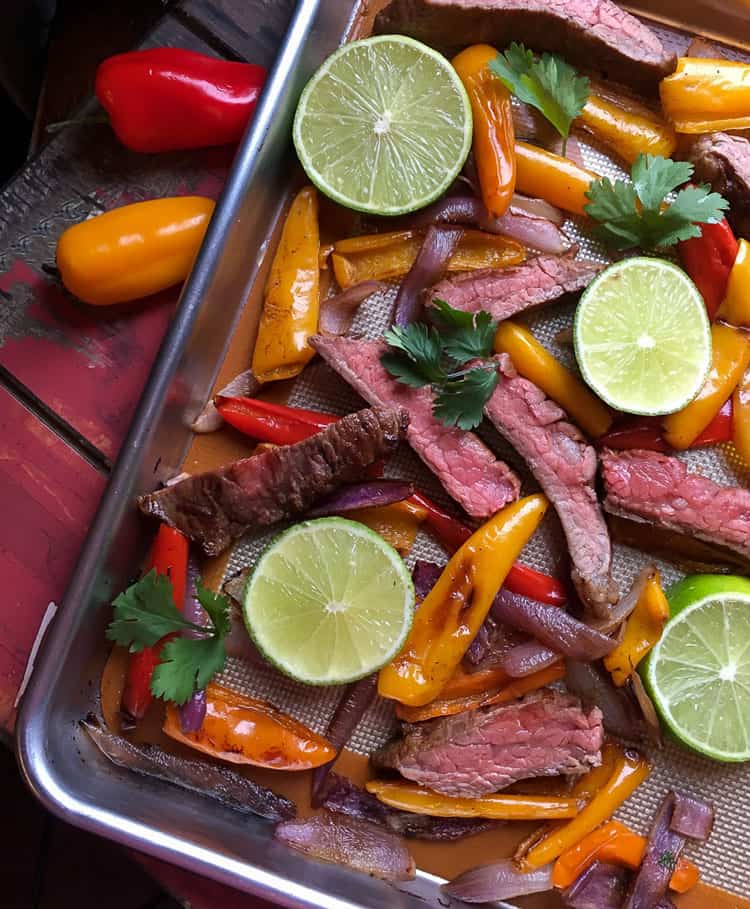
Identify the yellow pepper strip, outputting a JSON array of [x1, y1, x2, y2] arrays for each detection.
[[494, 321, 613, 437], [663, 322, 750, 450], [520, 747, 650, 870], [378, 495, 549, 707], [660, 57, 750, 133], [514, 141, 598, 216], [346, 500, 426, 556], [576, 94, 676, 164], [717, 239, 750, 328], [733, 364, 750, 465], [56, 196, 215, 306], [452, 45, 516, 218], [568, 743, 621, 801], [603, 567, 668, 686], [251, 186, 319, 383], [331, 229, 525, 290], [365, 780, 582, 821]]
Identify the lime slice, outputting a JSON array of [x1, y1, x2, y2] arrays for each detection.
[[574, 258, 711, 415], [643, 574, 750, 762], [292, 35, 472, 216], [243, 517, 414, 685]]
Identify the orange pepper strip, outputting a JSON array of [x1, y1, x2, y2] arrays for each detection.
[[733, 363, 750, 465], [577, 94, 676, 164], [514, 141, 598, 216], [568, 743, 621, 801], [163, 681, 336, 770], [452, 44, 516, 217], [552, 820, 700, 893], [394, 663, 564, 723], [346, 500, 425, 556], [366, 780, 581, 821], [520, 747, 650, 870], [438, 664, 510, 700], [660, 57, 750, 133], [717, 238, 750, 328]]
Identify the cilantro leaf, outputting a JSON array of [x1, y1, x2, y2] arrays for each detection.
[[105, 569, 196, 652], [658, 850, 678, 871], [585, 154, 729, 250], [382, 323, 446, 387], [433, 367, 500, 430], [489, 43, 589, 153], [151, 635, 227, 706], [430, 299, 498, 363], [196, 581, 231, 638]]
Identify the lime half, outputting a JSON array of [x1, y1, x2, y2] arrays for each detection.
[[574, 258, 711, 415], [243, 518, 414, 685], [293, 35, 472, 215], [643, 574, 750, 762]]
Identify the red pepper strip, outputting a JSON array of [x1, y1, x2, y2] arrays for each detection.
[[122, 525, 189, 722], [95, 49, 266, 153], [678, 217, 739, 320], [599, 399, 733, 452]]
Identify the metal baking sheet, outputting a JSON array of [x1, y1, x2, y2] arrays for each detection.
[[16, 1, 750, 907]]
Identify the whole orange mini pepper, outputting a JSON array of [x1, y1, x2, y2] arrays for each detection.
[[452, 45, 516, 217], [56, 195, 215, 305], [576, 94, 676, 164], [252, 185, 320, 383], [163, 681, 335, 770], [378, 495, 549, 707], [514, 141, 598, 216]]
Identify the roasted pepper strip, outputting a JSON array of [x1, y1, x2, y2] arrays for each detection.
[[366, 780, 581, 820], [576, 94, 676, 164], [733, 365, 750, 464], [514, 141, 597, 216], [346, 500, 426, 556], [552, 820, 700, 893], [394, 662, 564, 722], [520, 747, 650, 870], [599, 401, 733, 452], [663, 322, 750, 450], [679, 218, 739, 321], [252, 186, 320, 383], [452, 45, 516, 217], [122, 525, 189, 722], [56, 196, 215, 306], [379, 495, 549, 707], [660, 57, 750, 133], [494, 321, 613, 437], [163, 681, 335, 769], [331, 228, 524, 289], [604, 568, 669, 686], [717, 238, 750, 328]]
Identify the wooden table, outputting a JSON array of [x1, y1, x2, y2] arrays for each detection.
[[0, 1, 294, 905]]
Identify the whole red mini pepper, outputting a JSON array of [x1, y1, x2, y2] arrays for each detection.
[[95, 48, 266, 153], [678, 217, 739, 320], [122, 524, 189, 722]]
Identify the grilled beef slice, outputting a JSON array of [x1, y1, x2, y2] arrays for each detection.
[[310, 335, 520, 519], [139, 407, 408, 555], [428, 254, 603, 322], [484, 355, 618, 614], [686, 133, 750, 239], [601, 448, 750, 560], [374, 0, 675, 91], [374, 690, 603, 798]]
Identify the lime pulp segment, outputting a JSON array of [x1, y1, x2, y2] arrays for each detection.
[[293, 35, 472, 215], [574, 257, 711, 416], [243, 518, 414, 685], [645, 579, 750, 762]]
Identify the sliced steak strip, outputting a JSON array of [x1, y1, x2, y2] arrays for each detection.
[[138, 407, 408, 556], [428, 254, 603, 322], [686, 132, 750, 239], [310, 335, 520, 519], [374, 0, 675, 90], [601, 448, 750, 559], [483, 355, 618, 614], [373, 690, 603, 798]]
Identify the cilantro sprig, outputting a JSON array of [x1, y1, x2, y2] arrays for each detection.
[[381, 300, 499, 430], [489, 43, 589, 156], [585, 154, 729, 250], [106, 569, 231, 705]]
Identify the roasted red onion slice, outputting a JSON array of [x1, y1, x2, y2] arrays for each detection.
[[412, 560, 444, 601], [565, 659, 645, 741], [179, 556, 209, 733], [307, 480, 414, 518], [670, 792, 715, 841], [629, 672, 662, 746], [562, 860, 629, 909], [623, 793, 687, 909], [492, 589, 616, 660], [509, 192, 565, 225], [464, 615, 498, 666], [191, 368, 261, 433], [319, 280, 387, 335], [393, 225, 463, 327], [275, 811, 416, 881], [311, 675, 378, 807], [442, 859, 553, 902], [501, 640, 561, 677]]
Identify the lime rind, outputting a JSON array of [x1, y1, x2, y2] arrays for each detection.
[[574, 257, 711, 416], [293, 35, 472, 216], [243, 517, 414, 686], [643, 577, 750, 762]]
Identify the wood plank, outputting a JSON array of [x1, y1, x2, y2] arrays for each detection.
[[0, 385, 106, 732], [177, 0, 295, 64], [136, 855, 277, 909]]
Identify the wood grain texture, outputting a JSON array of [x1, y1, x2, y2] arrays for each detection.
[[177, 0, 295, 63]]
